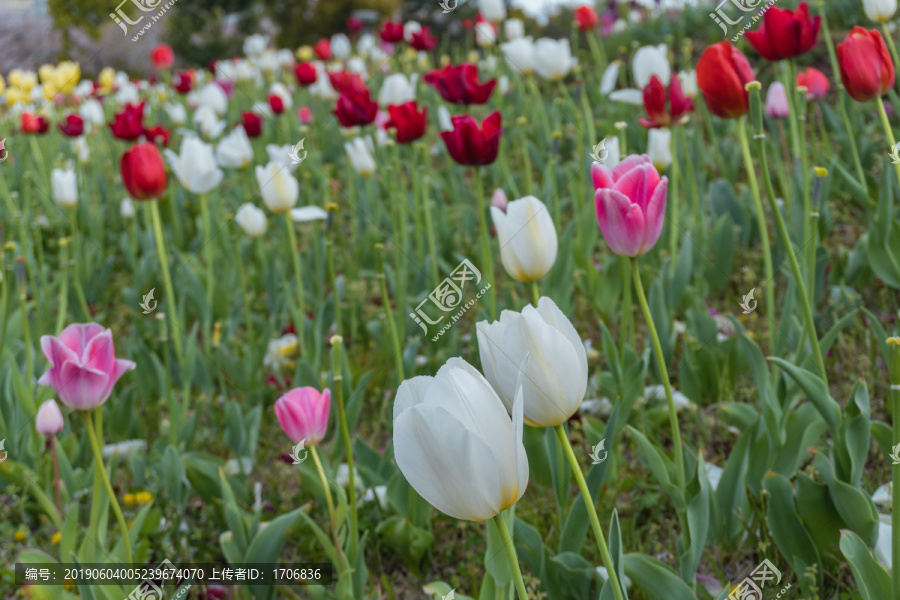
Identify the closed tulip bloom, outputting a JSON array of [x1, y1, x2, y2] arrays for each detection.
[[533, 38, 577, 81], [697, 41, 755, 118], [329, 71, 366, 94], [334, 88, 378, 127], [52, 166, 78, 208], [410, 27, 438, 51], [491, 188, 509, 211], [424, 64, 496, 105], [640, 74, 693, 128], [646, 128, 673, 170], [393, 357, 528, 522], [164, 103, 187, 125], [441, 111, 502, 166], [438, 105, 453, 131], [298, 106, 313, 125], [634, 44, 671, 88], [765, 82, 790, 118], [313, 38, 331, 61], [143, 125, 170, 147], [121, 143, 167, 201], [600, 60, 620, 96], [294, 62, 318, 86], [386, 101, 427, 144], [195, 83, 229, 115], [235, 203, 267, 237], [491, 196, 557, 282], [796, 67, 830, 100], [109, 101, 145, 140], [39, 323, 136, 411], [345, 137, 377, 176], [165, 136, 223, 194], [193, 105, 226, 139], [864, 0, 897, 22], [151, 44, 175, 69], [256, 161, 299, 213], [745, 2, 820, 61], [500, 37, 536, 75], [475, 20, 497, 47], [331, 33, 352, 60], [36, 399, 64, 436], [121, 197, 135, 218], [268, 93, 285, 115], [22, 112, 50, 134], [58, 114, 84, 137], [79, 99, 105, 128], [575, 6, 599, 30], [504, 18, 525, 40], [216, 126, 254, 169], [593, 155, 668, 257], [602, 136, 621, 168], [241, 111, 262, 137], [172, 70, 193, 93], [381, 21, 405, 43], [838, 27, 895, 102], [275, 387, 331, 445], [479, 0, 507, 21], [379, 73, 417, 106]]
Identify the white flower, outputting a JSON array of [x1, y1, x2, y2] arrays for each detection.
[[216, 125, 254, 169], [647, 128, 673, 170], [195, 83, 228, 115], [101, 439, 147, 459], [491, 196, 557, 283], [634, 44, 670, 88], [78, 98, 105, 128], [378, 73, 417, 106], [164, 102, 187, 125], [475, 21, 497, 47], [336, 463, 364, 491], [115, 82, 139, 105], [479, 0, 507, 21], [235, 203, 267, 237], [309, 68, 337, 100], [600, 60, 621, 96], [269, 82, 293, 110], [643, 385, 693, 411], [193, 104, 226, 139], [678, 69, 698, 97], [120, 197, 135, 219], [243, 34, 269, 58], [331, 33, 352, 59], [864, 0, 897, 22], [263, 333, 298, 370], [256, 161, 299, 213], [291, 206, 328, 222], [504, 18, 524, 40], [52, 165, 77, 208], [438, 106, 453, 132], [357, 33, 377, 56], [499, 75, 509, 95], [72, 136, 90, 164], [500, 37, 535, 74], [165, 135, 224, 194], [533, 38, 577, 81], [266, 144, 297, 170], [347, 57, 368, 77], [344, 137, 376, 177], [403, 20, 422, 42]]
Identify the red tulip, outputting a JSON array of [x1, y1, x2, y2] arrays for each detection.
[[347, 17, 363, 33], [172, 70, 193, 93], [796, 67, 830, 100], [574, 6, 599, 30], [22, 112, 50, 134], [143, 124, 170, 147], [334, 88, 379, 127], [410, 26, 438, 51], [328, 71, 366, 93], [424, 64, 496, 105], [640, 75, 693, 128], [294, 62, 318, 86], [298, 106, 313, 125], [269, 94, 285, 115], [697, 41, 755, 119], [440, 111, 502, 166], [121, 143, 167, 201], [745, 1, 820, 61], [151, 44, 175, 69], [837, 27, 896, 103], [314, 39, 331, 61], [381, 20, 405, 43], [109, 102, 146, 140], [386, 101, 427, 144], [57, 114, 85, 137], [241, 112, 262, 137]]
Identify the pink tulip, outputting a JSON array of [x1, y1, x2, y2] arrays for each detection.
[[592, 155, 668, 257], [491, 188, 508, 211], [765, 82, 790, 119], [274, 387, 331, 444], [298, 106, 313, 124], [35, 399, 64, 436], [38, 323, 136, 411]]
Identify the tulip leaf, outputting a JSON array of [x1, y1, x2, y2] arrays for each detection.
[[217, 467, 248, 557], [513, 518, 546, 583], [599, 510, 625, 600], [546, 552, 596, 599], [768, 357, 841, 433], [60, 503, 80, 566], [814, 452, 879, 547], [800, 309, 858, 375], [376, 515, 434, 573], [770, 403, 826, 476], [714, 422, 753, 549], [871, 420, 893, 459], [738, 333, 782, 445], [708, 214, 737, 293], [669, 232, 693, 310], [840, 529, 892, 600], [795, 472, 844, 555], [836, 379, 871, 487], [225, 401, 246, 456], [761, 472, 821, 588], [626, 426, 684, 511], [866, 220, 900, 288], [244, 507, 306, 600], [423, 582, 475, 600], [679, 452, 710, 587], [622, 553, 698, 600]]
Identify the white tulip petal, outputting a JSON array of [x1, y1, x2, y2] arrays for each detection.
[[608, 89, 644, 105], [393, 375, 433, 421], [290, 206, 328, 222]]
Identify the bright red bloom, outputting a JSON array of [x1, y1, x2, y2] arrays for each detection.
[[298, 106, 313, 124], [334, 88, 379, 127], [838, 27, 896, 103], [328, 71, 366, 93], [745, 1, 820, 61], [386, 101, 427, 144], [381, 20, 405, 43], [57, 114, 85, 137], [347, 17, 363, 32], [314, 39, 331, 61], [423, 64, 496, 105], [697, 41, 755, 119], [21, 112, 49, 134], [639, 75, 694, 128], [109, 102, 146, 140], [574, 6, 599, 30], [172, 70, 193, 93], [410, 26, 438, 51], [294, 62, 318, 86], [121, 143, 167, 201], [796, 67, 830, 100], [440, 111, 502, 166], [143, 124, 170, 147], [242, 112, 262, 137], [151, 44, 175, 69], [269, 94, 285, 115]]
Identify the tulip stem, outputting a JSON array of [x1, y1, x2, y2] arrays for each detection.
[[668, 133, 680, 269], [331, 337, 358, 562], [630, 258, 685, 492], [416, 145, 441, 289], [283, 213, 307, 352], [51, 435, 62, 519], [55, 238, 70, 334], [475, 168, 497, 320], [891, 354, 900, 600], [876, 96, 900, 193], [199, 194, 215, 335], [882, 22, 900, 94], [492, 514, 530, 600], [83, 410, 132, 563], [149, 201, 183, 365], [554, 425, 625, 600], [677, 127, 701, 238], [530, 281, 540, 305], [376, 244, 404, 383], [309, 444, 347, 573]]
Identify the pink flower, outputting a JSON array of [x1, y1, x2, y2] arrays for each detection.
[[274, 387, 331, 444], [765, 82, 790, 119], [35, 399, 64, 436], [297, 106, 313, 124], [592, 155, 668, 257], [491, 188, 508, 211], [38, 323, 136, 410]]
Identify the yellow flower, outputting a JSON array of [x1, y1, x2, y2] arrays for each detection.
[[17, 71, 37, 92], [15, 530, 27, 542], [440, 54, 451, 67], [404, 47, 417, 61], [0, 74, 5, 96], [136, 491, 154, 505], [52, 532, 61, 544], [296, 46, 313, 61], [212, 322, 222, 347], [57, 61, 81, 94], [38, 64, 56, 83], [123, 493, 136, 507], [99, 67, 116, 92], [467, 50, 480, 64]]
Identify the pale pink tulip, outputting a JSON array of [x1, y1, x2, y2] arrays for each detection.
[[765, 82, 790, 119], [491, 188, 508, 211], [298, 106, 313, 124], [274, 387, 331, 444], [38, 323, 136, 410], [592, 155, 668, 257], [35, 399, 64, 436]]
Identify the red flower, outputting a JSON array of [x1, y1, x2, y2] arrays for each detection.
[[440, 111, 502, 166], [423, 64, 496, 105], [381, 20, 404, 43], [328, 71, 366, 93], [143, 124, 170, 147], [151, 44, 175, 69], [334, 88, 378, 127], [745, 1, 820, 61], [172, 70, 193, 93], [697, 41, 755, 119], [294, 62, 318, 86], [410, 26, 438, 51], [314, 39, 331, 61], [109, 102, 146, 140], [574, 6, 599, 30], [796, 67, 830, 100], [386, 101, 427, 144], [838, 27, 896, 103], [639, 75, 694, 128], [242, 112, 262, 137], [121, 143, 167, 201], [347, 17, 363, 32], [57, 114, 85, 137], [21, 112, 49, 134], [269, 94, 285, 115]]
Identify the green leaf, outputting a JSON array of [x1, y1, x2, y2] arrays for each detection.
[[840, 529, 892, 600], [218, 467, 248, 557], [768, 358, 841, 433], [626, 426, 684, 510], [224, 401, 247, 455], [714, 421, 752, 548], [375, 515, 434, 572], [622, 553, 698, 600], [513, 518, 546, 583], [795, 473, 844, 555], [162, 445, 186, 507], [60, 504, 80, 565], [599, 510, 626, 600], [762, 473, 821, 587], [814, 452, 879, 546], [423, 582, 475, 600], [244, 507, 306, 599], [680, 453, 710, 586]]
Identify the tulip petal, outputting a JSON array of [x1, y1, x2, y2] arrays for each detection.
[[591, 163, 615, 190], [608, 89, 644, 105], [613, 164, 660, 212], [291, 206, 328, 222], [611, 155, 651, 181], [40, 334, 79, 372], [82, 329, 115, 375], [106, 358, 137, 400], [58, 323, 105, 354], [640, 175, 668, 255], [535, 296, 588, 387], [393, 375, 433, 420], [58, 361, 109, 410], [476, 320, 515, 410], [503, 197, 557, 282], [595, 189, 645, 257]]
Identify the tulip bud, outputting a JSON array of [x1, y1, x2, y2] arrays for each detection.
[[35, 399, 64, 436], [492, 196, 558, 282], [51, 165, 78, 208], [747, 81, 764, 134], [765, 82, 790, 119], [647, 128, 673, 170], [235, 203, 267, 238], [863, 0, 898, 23], [888, 337, 900, 385], [491, 189, 508, 212]]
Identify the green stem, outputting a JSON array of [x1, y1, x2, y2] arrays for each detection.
[[69, 214, 91, 320], [417, 146, 441, 289], [492, 514, 529, 600], [474, 169, 497, 320], [326, 213, 341, 335], [55, 239, 70, 334], [199, 194, 215, 325], [331, 338, 358, 561], [668, 135, 680, 269], [619, 256, 633, 362], [17, 260, 33, 391], [891, 365, 900, 600], [376, 244, 404, 383], [83, 410, 132, 563], [883, 22, 900, 94], [555, 425, 625, 600], [677, 126, 701, 237], [876, 96, 900, 193], [796, 86, 813, 290], [531, 280, 540, 305], [149, 201, 183, 365], [284, 213, 306, 350], [309, 445, 347, 572]]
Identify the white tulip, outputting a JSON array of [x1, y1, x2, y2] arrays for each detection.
[[403, 20, 422, 42], [196, 83, 228, 115], [347, 57, 368, 77], [600, 136, 620, 168], [477, 297, 588, 427], [647, 128, 673, 170], [255, 51, 280, 73], [270, 82, 293, 110], [678, 69, 698, 97], [479, 0, 507, 22], [120, 197, 135, 219], [165, 136, 224, 194], [291, 206, 328, 222], [438, 105, 453, 132], [633, 44, 670, 88], [533, 38, 578, 81], [600, 60, 621, 96], [243, 34, 268, 58], [864, 0, 897, 22], [491, 196, 557, 283], [309, 69, 337, 100], [504, 18, 524, 40], [344, 137, 376, 177], [115, 83, 139, 105], [235, 203, 267, 237], [256, 161, 299, 213], [216, 125, 254, 169], [500, 37, 535, 74], [193, 104, 226, 139], [277, 49, 295, 70], [393, 357, 528, 521], [52, 165, 78, 208], [357, 33, 377, 56], [78, 98, 105, 128], [266, 144, 298, 171], [475, 22, 497, 47], [164, 102, 187, 125], [378, 73, 417, 106], [499, 75, 509, 95], [332, 33, 352, 59], [72, 136, 90, 164]]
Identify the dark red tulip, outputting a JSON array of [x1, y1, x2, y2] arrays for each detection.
[[796, 67, 830, 100], [334, 88, 378, 127], [328, 71, 366, 93], [143, 124, 170, 147], [410, 27, 438, 51], [172, 70, 193, 93], [57, 114, 85, 137], [121, 143, 167, 201], [745, 1, 820, 61], [241, 112, 262, 137], [838, 27, 896, 103], [314, 39, 331, 61], [386, 101, 427, 144], [21, 112, 50, 134], [269, 94, 285, 115], [380, 20, 404, 43], [574, 6, 599, 30], [440, 111, 502, 166], [423, 63, 496, 105], [639, 75, 694, 128], [697, 41, 755, 119], [109, 102, 146, 140], [347, 17, 363, 33], [294, 62, 318, 86]]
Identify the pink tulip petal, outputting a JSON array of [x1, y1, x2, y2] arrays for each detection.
[[639, 176, 668, 255], [612, 155, 651, 182], [591, 163, 615, 190], [106, 359, 136, 399], [41, 335, 79, 368], [82, 329, 115, 373], [595, 189, 645, 257], [613, 165, 660, 213], [58, 323, 106, 354], [58, 361, 110, 410]]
